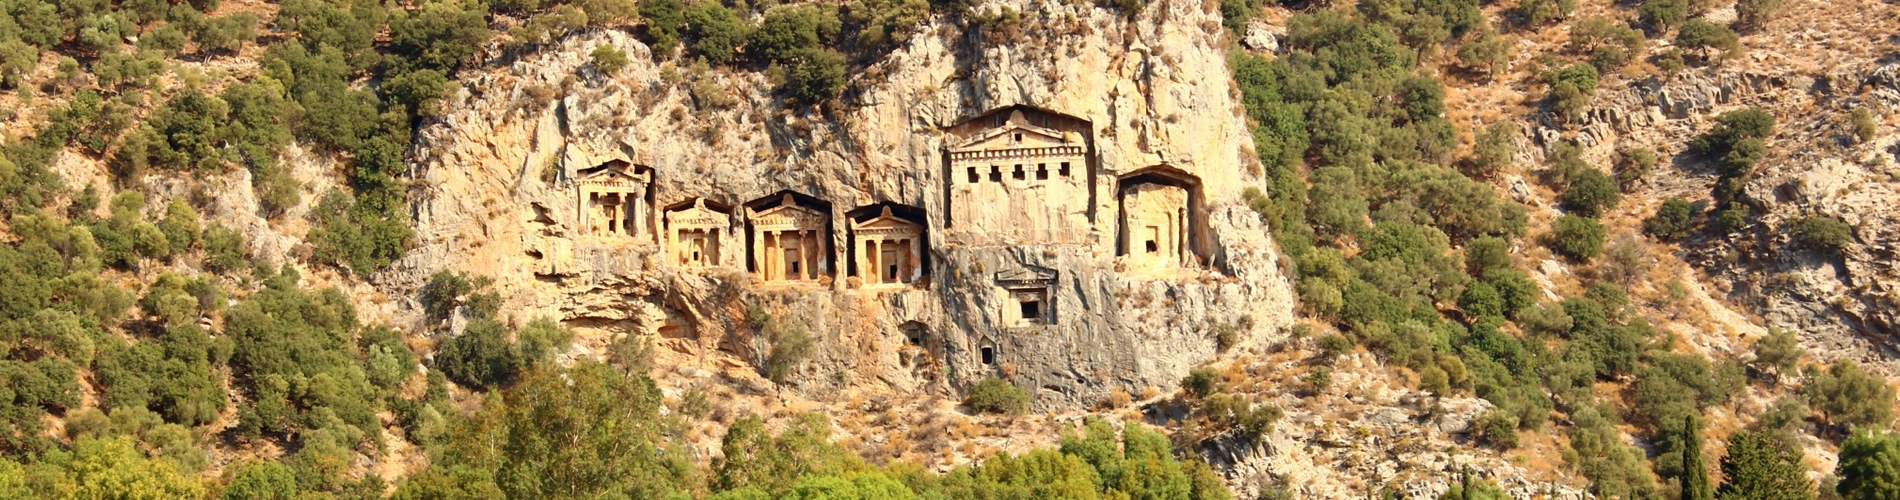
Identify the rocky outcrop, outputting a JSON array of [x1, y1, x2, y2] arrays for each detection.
[[400, 0, 1296, 412]]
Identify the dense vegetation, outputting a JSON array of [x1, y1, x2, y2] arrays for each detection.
[[1226, 2, 1891, 499]]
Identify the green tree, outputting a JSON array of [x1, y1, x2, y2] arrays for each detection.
[[1717, 430, 1813, 500], [1734, 0, 1783, 30], [21, 436, 207, 498], [1551, 214, 1606, 260], [685, 0, 751, 64], [1562, 168, 1621, 217], [387, 0, 491, 72], [1676, 19, 1739, 63], [1518, 0, 1575, 25], [1467, 121, 1517, 179], [402, 361, 692, 498], [640, 0, 686, 55], [784, 48, 847, 104], [1639, 0, 1688, 30], [1837, 429, 1900, 500], [1646, 198, 1696, 241], [1750, 328, 1804, 381], [223, 460, 299, 500], [1804, 360, 1896, 432], [1684, 413, 1713, 500]]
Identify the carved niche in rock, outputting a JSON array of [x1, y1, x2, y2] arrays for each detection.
[[994, 266, 1058, 327], [944, 106, 1095, 245], [575, 160, 657, 242], [663, 198, 732, 268], [1116, 165, 1208, 273], [847, 204, 927, 286], [745, 192, 833, 282]]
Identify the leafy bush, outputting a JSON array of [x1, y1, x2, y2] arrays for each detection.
[[1838, 429, 1900, 500], [1643, 198, 1695, 242], [1750, 328, 1803, 379], [1804, 360, 1896, 432], [1734, 0, 1783, 29], [1467, 121, 1517, 179], [684, 0, 750, 64], [1550, 215, 1605, 260], [1638, 0, 1687, 30], [1518, 0, 1574, 26], [845, 0, 927, 50], [1561, 168, 1620, 217], [1615, 147, 1657, 189], [965, 377, 1028, 414], [640, 0, 685, 55], [1455, 26, 1511, 77], [1851, 108, 1878, 143], [1675, 19, 1738, 62], [387, 0, 490, 73], [1568, 17, 1644, 72], [590, 43, 629, 74], [1181, 367, 1221, 398], [748, 4, 841, 65], [784, 48, 846, 104], [1792, 215, 1854, 255]]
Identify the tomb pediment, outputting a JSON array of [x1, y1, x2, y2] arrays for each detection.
[[852, 208, 922, 238], [752, 205, 826, 231], [665, 199, 730, 230], [576, 161, 652, 188], [949, 110, 1080, 153], [994, 266, 1058, 288]]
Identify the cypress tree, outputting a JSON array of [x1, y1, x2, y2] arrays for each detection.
[[1684, 414, 1713, 500], [1717, 430, 1814, 500]]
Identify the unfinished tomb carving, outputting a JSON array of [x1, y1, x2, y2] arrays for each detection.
[[575, 160, 656, 242], [663, 198, 731, 268], [944, 107, 1094, 245], [1116, 166, 1207, 272], [848, 205, 927, 286], [745, 192, 832, 282], [994, 266, 1058, 327]]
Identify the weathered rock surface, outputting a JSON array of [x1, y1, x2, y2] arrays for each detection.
[[400, 1, 1296, 413]]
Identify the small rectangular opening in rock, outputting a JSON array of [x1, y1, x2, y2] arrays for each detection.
[[1012, 164, 1025, 180], [1037, 164, 1049, 180], [981, 346, 995, 364]]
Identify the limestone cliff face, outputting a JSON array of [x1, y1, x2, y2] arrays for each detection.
[[397, 0, 1296, 409], [1516, 61, 1900, 369]]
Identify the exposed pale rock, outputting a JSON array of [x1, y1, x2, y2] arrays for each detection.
[[401, 1, 1297, 416]]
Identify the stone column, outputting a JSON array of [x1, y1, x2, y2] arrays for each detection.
[[863, 239, 879, 284], [908, 237, 922, 283]]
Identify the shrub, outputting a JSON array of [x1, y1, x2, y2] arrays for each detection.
[[1637, 0, 1687, 31], [387, 0, 491, 72], [784, 48, 847, 104], [1468, 121, 1517, 179], [1315, 333, 1353, 363], [1675, 19, 1738, 62], [966, 377, 1028, 414], [641, 0, 686, 54], [1459, 281, 1506, 320], [1851, 108, 1878, 143], [1180, 367, 1220, 398], [1804, 360, 1896, 432], [845, 0, 927, 50], [1561, 168, 1620, 217], [193, 12, 258, 53], [748, 4, 842, 65], [590, 44, 630, 74], [1654, 48, 1685, 76], [1456, 26, 1511, 77], [1750, 328, 1803, 379], [1712, 202, 1750, 234], [1569, 17, 1644, 72], [1792, 215, 1854, 255], [1734, 0, 1783, 30], [1615, 147, 1657, 189], [1644, 198, 1695, 241], [684, 1, 750, 64], [1518, 0, 1574, 26], [1838, 429, 1900, 500], [1476, 410, 1519, 450], [1551, 215, 1606, 260]]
